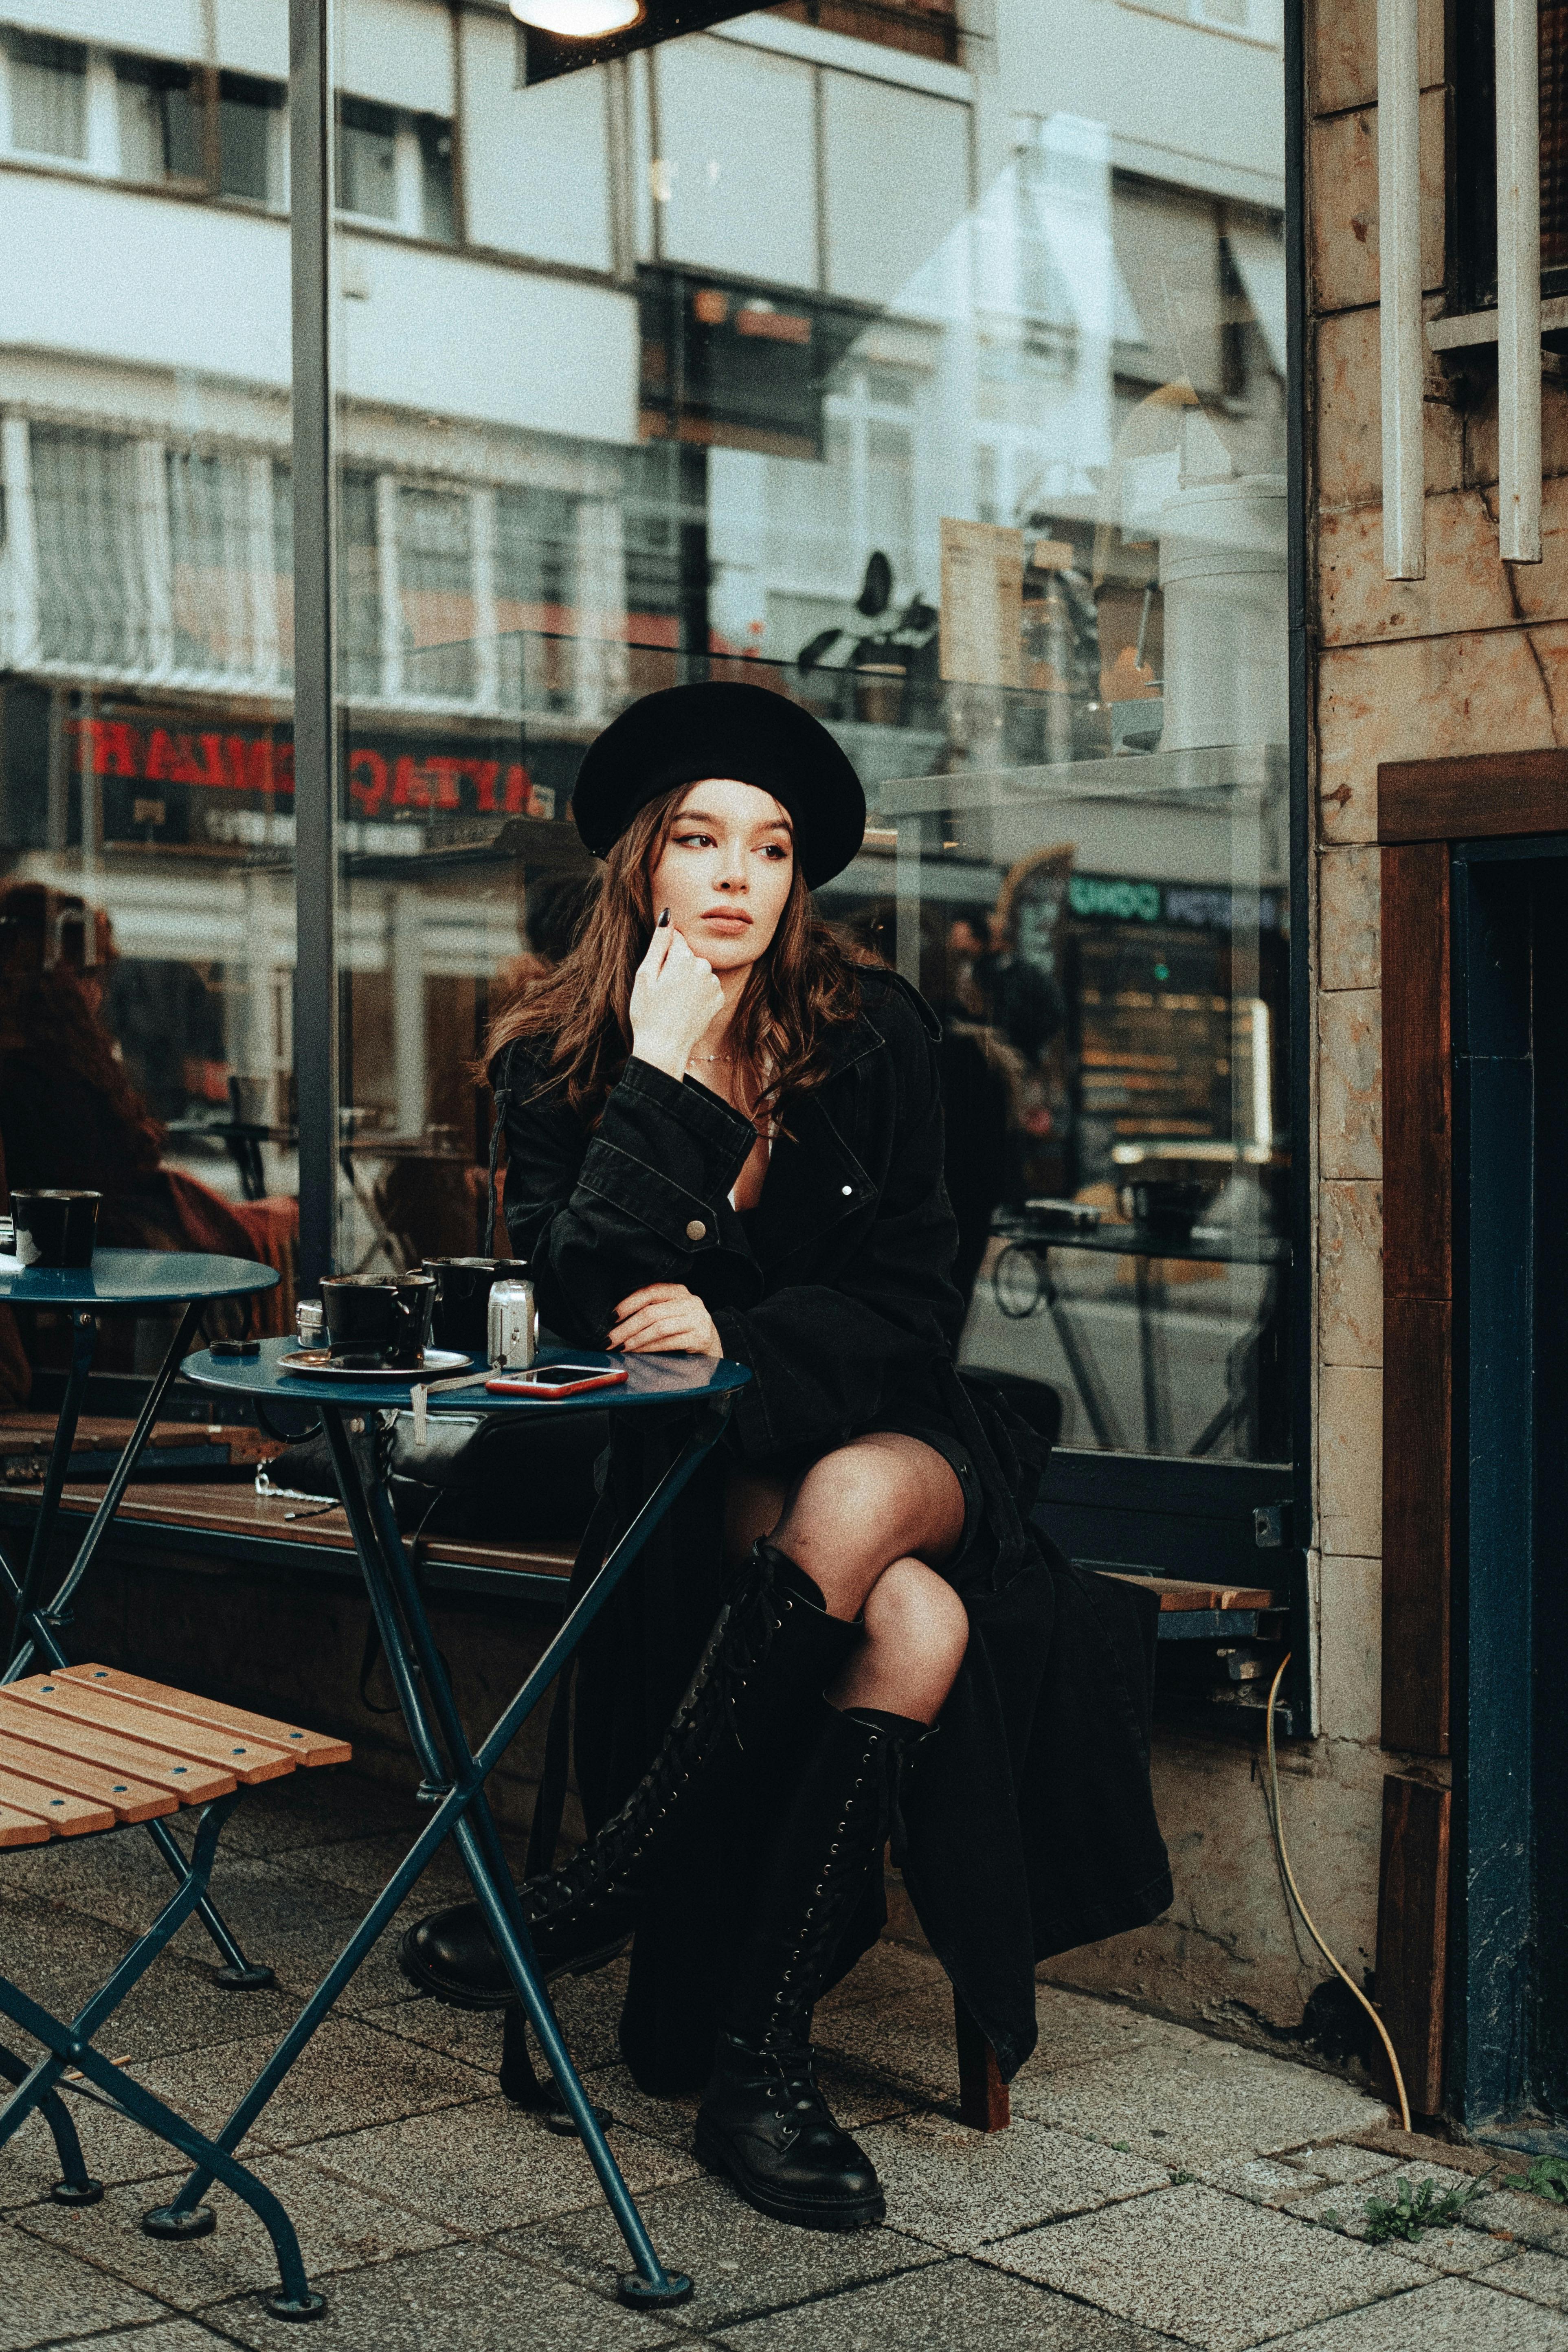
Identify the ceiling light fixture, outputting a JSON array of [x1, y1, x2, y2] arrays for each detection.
[[509, 0, 643, 35]]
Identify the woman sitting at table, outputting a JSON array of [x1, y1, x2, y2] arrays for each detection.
[[401, 682, 1170, 2232]]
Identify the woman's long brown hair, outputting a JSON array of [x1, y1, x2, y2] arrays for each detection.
[[485, 784, 861, 1125]]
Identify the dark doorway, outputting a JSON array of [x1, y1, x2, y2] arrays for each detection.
[[1450, 839, 1568, 2146]]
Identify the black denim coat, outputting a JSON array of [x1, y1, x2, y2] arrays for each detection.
[[496, 968, 1171, 2090]]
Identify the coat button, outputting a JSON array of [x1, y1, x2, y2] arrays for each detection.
[[685, 1218, 706, 1241], [841, 1184, 853, 1196]]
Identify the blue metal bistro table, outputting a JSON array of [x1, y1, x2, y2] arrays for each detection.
[[0, 1250, 282, 1987], [155, 1337, 750, 2308]]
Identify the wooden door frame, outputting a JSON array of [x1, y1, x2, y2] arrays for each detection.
[[1374, 746, 1568, 2115]]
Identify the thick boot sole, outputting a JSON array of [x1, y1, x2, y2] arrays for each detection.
[[693, 2115, 886, 2232], [397, 1923, 629, 2010]]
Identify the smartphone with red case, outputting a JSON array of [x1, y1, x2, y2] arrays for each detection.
[[485, 1363, 629, 1398]]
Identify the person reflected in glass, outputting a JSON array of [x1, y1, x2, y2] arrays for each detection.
[[400, 683, 1168, 2233], [0, 881, 296, 1352]]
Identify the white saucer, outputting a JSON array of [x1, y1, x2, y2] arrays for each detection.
[[278, 1347, 474, 1379]]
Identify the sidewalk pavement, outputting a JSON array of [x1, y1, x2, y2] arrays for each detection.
[[4, 1768, 1566, 2352]]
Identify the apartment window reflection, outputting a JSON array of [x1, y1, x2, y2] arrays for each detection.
[[4, 31, 86, 160], [338, 96, 398, 220], [340, 470, 383, 699], [219, 72, 284, 207], [337, 96, 455, 241], [31, 426, 147, 672], [397, 488, 476, 701], [115, 53, 203, 186]]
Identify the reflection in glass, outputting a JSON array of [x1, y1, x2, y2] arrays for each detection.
[[0, 4, 299, 1406], [312, 4, 1291, 1468], [6, 31, 86, 160]]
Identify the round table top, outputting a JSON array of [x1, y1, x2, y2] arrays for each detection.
[[0, 1249, 282, 1308], [182, 1335, 750, 1416]]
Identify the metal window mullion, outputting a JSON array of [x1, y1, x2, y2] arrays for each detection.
[[1377, 0, 1425, 579], [471, 483, 500, 710], [137, 439, 173, 676], [1, 417, 40, 667], [377, 472, 403, 700], [290, 0, 339, 1293], [1497, 0, 1543, 562], [246, 453, 281, 684]]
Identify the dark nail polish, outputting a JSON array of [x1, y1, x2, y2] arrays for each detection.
[[658, 907, 670, 927]]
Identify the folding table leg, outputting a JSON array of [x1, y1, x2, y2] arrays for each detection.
[[0, 2043, 103, 2205]]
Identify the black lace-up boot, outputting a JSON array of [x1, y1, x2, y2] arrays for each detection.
[[694, 1698, 932, 2231], [399, 1541, 860, 2009]]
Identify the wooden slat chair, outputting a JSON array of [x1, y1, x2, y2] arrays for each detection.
[[0, 1664, 349, 2321]]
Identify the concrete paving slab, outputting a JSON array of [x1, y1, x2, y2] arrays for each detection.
[[349, 1952, 632, 2080], [305, 2093, 697, 2237], [849, 2111, 1168, 2253], [983, 2181, 1416, 2352], [1011, 2035, 1390, 2168], [0, 2222, 170, 2350], [0, 1894, 303, 2071], [1265, 2272, 1568, 2349], [1292, 2144, 1403, 2187], [1465, 2189, 1568, 2257], [17, 2149, 450, 2311], [814, 1939, 949, 2014], [710, 2254, 1177, 2349], [44, 2324, 234, 2352], [808, 1987, 962, 2106], [1291, 2166, 1515, 2276], [0, 2076, 174, 2211], [1195, 2155, 1331, 2206], [1486, 2247, 1568, 2311], [196, 2240, 687, 2352], [503, 2169, 942, 2335], [1018, 1991, 1209, 2081], [132, 2013, 494, 2153]]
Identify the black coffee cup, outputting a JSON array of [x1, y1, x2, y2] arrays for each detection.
[[320, 1272, 435, 1368], [421, 1256, 512, 1353], [11, 1190, 101, 1269]]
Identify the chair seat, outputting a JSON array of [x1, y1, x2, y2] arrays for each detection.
[[0, 1666, 349, 1846]]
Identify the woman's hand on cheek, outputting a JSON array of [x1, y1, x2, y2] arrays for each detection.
[[607, 1282, 723, 1359], [629, 918, 726, 1082]]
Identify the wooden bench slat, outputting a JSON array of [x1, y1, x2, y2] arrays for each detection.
[[0, 1696, 236, 1803], [57, 1667, 351, 1769], [5, 1677, 297, 1784], [0, 1771, 116, 1837], [0, 1731, 175, 1823], [0, 1801, 51, 1848], [1094, 1570, 1280, 1612]]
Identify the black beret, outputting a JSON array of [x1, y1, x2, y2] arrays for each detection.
[[570, 681, 866, 889]]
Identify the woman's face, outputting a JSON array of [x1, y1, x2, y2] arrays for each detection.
[[648, 777, 795, 973]]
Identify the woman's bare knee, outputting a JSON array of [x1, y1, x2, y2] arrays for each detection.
[[774, 1436, 964, 1621], [832, 1557, 969, 1722]]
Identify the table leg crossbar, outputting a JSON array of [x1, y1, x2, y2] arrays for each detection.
[[0, 1791, 323, 2320], [0, 1305, 275, 1993], [148, 1397, 733, 2309]]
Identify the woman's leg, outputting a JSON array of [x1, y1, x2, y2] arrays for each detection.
[[734, 1432, 971, 1722], [698, 1439, 971, 2229]]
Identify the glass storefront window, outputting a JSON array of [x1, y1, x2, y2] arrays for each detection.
[[318, 1, 1290, 1471], [0, 4, 299, 1398]]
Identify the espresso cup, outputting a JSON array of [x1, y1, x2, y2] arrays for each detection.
[[320, 1272, 435, 1368], [421, 1256, 512, 1354], [10, 1190, 101, 1269]]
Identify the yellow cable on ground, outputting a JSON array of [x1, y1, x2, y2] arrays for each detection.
[[1264, 1652, 1412, 2133]]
